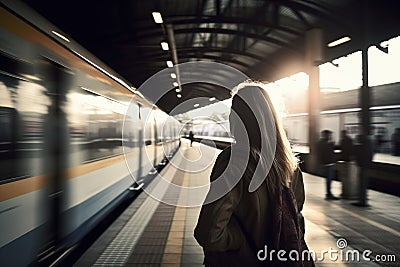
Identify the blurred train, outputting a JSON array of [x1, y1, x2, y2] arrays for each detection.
[[282, 86, 400, 155], [0, 1, 180, 266]]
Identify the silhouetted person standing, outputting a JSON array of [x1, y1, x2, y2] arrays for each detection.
[[317, 130, 338, 200], [339, 130, 353, 162], [392, 128, 400, 156], [354, 135, 373, 207], [189, 130, 194, 147]]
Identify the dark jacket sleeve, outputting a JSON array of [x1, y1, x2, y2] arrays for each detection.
[[290, 168, 306, 233], [194, 152, 245, 252]]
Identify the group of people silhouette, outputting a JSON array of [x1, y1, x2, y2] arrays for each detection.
[[317, 129, 373, 205]]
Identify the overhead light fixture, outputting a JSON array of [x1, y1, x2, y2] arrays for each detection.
[[166, 61, 173, 67], [21, 74, 41, 81], [152, 12, 163, 24], [209, 97, 216, 101], [161, 41, 169, 51], [194, 103, 199, 108], [170, 73, 176, 79], [370, 104, 400, 110], [175, 88, 181, 92], [177, 94, 182, 98], [327, 36, 351, 47], [51, 30, 70, 42], [173, 82, 178, 87]]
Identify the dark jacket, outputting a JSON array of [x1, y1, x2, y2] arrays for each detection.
[[194, 147, 309, 267], [317, 138, 335, 165], [355, 137, 373, 167], [339, 136, 353, 161]]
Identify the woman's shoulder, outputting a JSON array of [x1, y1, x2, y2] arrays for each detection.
[[211, 146, 250, 182], [210, 147, 231, 180], [215, 145, 249, 163], [216, 146, 232, 162]]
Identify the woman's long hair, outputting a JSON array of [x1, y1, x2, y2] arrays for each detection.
[[230, 82, 298, 193]]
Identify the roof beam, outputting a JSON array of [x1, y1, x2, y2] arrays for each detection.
[[124, 15, 300, 41], [290, 8, 310, 29], [225, 1, 271, 61], [136, 27, 299, 52], [117, 53, 250, 71], [128, 46, 264, 62], [179, 28, 298, 52], [279, 0, 349, 29], [167, 16, 301, 36], [178, 53, 251, 68]]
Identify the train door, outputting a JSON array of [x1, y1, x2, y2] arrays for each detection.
[[0, 44, 71, 265], [153, 117, 158, 168], [140, 106, 156, 174], [39, 58, 72, 261], [123, 101, 142, 183]]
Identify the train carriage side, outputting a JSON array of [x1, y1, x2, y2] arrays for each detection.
[[0, 4, 178, 266]]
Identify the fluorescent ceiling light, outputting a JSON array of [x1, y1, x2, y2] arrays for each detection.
[[173, 82, 178, 87], [321, 108, 360, 114], [177, 94, 182, 98], [170, 73, 176, 79], [194, 103, 199, 108], [152, 12, 163, 23], [328, 36, 351, 47], [21, 74, 41, 81], [161, 42, 169, 50], [370, 105, 400, 110], [175, 88, 181, 92], [209, 97, 216, 101], [51, 30, 70, 42], [167, 61, 173, 67], [283, 113, 309, 118]]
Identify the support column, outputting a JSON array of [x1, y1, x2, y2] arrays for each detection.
[[357, 0, 371, 207], [361, 47, 370, 138], [306, 28, 323, 173]]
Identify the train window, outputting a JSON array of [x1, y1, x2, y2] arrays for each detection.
[[371, 109, 400, 162], [69, 89, 125, 164], [0, 51, 22, 79], [0, 75, 49, 183]]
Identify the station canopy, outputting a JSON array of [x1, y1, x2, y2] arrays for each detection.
[[23, 0, 400, 114]]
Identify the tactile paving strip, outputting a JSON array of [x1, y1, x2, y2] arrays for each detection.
[[92, 194, 165, 266], [90, 158, 183, 267]]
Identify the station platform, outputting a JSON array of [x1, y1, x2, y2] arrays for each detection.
[[75, 140, 399, 267]]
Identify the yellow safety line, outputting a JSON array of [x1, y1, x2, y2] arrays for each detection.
[[162, 160, 190, 265]]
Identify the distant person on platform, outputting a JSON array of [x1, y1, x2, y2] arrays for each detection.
[[391, 128, 400, 156], [317, 130, 339, 200], [339, 130, 353, 162], [354, 134, 373, 207], [189, 131, 194, 147]]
